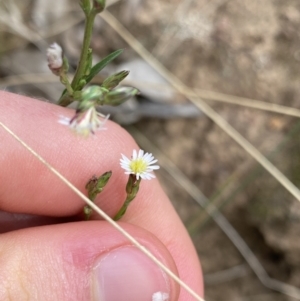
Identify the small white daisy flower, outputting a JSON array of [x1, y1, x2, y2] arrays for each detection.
[[59, 107, 109, 136], [120, 149, 160, 180], [152, 292, 169, 301]]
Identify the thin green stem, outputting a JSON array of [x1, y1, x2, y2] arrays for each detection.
[[83, 192, 98, 220], [114, 196, 132, 221], [71, 10, 97, 91], [60, 74, 73, 96], [114, 176, 141, 221], [84, 205, 93, 220]]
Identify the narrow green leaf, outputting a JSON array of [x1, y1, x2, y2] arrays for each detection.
[[85, 49, 123, 84]]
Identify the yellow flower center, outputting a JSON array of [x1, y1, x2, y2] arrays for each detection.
[[129, 159, 148, 174]]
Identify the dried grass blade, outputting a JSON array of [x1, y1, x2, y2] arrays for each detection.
[[194, 88, 300, 118]]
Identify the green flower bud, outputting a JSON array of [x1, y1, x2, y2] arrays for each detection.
[[102, 70, 129, 90], [81, 86, 107, 104], [96, 171, 112, 189], [76, 98, 95, 112], [104, 87, 139, 106], [86, 171, 112, 200], [126, 175, 141, 201], [78, 79, 87, 90], [93, 0, 106, 12], [84, 171, 112, 220]]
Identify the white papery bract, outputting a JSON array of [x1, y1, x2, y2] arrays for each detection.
[[120, 149, 160, 180], [59, 107, 109, 136]]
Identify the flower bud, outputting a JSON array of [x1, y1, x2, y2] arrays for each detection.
[[104, 87, 139, 106], [47, 43, 63, 75], [93, 0, 106, 12], [84, 171, 111, 220], [102, 70, 129, 90], [85, 171, 112, 200], [81, 86, 106, 103]]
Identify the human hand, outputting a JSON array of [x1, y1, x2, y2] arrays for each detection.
[[0, 91, 203, 301]]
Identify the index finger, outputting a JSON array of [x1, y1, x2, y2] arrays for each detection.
[[0, 91, 203, 299], [0, 91, 134, 216]]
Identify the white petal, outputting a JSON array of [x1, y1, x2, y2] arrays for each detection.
[[120, 155, 131, 164], [121, 153, 126, 158], [149, 165, 160, 170], [120, 159, 130, 166], [138, 149, 144, 158], [144, 152, 153, 162], [142, 172, 155, 180], [132, 149, 137, 160], [121, 167, 131, 172], [140, 174, 147, 180], [121, 163, 131, 169]]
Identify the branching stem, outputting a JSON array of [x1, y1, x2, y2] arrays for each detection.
[[71, 11, 97, 90]]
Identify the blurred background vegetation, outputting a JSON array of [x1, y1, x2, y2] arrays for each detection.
[[1, 0, 300, 300]]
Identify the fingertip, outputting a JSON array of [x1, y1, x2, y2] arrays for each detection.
[[0, 91, 137, 216], [0, 221, 180, 301], [0, 91, 203, 300]]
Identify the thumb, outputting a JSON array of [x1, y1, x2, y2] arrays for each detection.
[[0, 221, 179, 301]]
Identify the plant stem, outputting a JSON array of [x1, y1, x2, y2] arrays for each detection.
[[71, 10, 97, 91], [114, 176, 141, 221], [114, 196, 132, 221], [60, 74, 73, 96]]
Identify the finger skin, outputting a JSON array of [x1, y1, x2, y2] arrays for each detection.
[[0, 91, 203, 299], [0, 222, 179, 301]]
